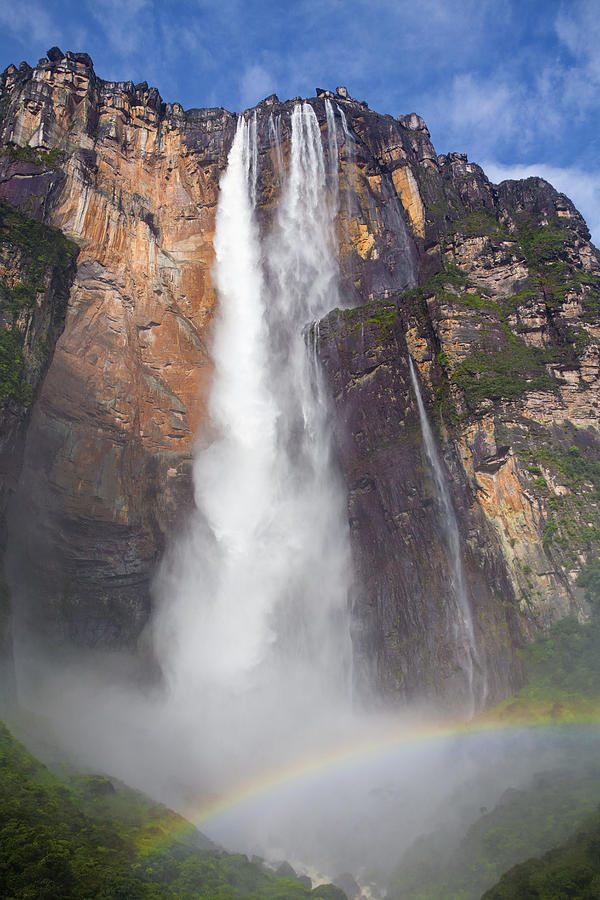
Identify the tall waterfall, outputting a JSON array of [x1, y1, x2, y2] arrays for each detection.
[[408, 358, 484, 714], [154, 105, 353, 791]]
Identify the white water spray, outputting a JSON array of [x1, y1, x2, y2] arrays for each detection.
[[154, 105, 353, 793], [325, 99, 339, 201], [268, 112, 284, 175], [408, 357, 484, 714]]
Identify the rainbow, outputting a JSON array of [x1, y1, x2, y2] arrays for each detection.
[[135, 705, 600, 857]]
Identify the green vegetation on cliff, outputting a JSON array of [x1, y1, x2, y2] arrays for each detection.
[[452, 343, 559, 408], [1, 142, 65, 169], [0, 200, 78, 406], [0, 722, 343, 899]]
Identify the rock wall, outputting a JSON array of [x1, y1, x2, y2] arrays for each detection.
[[319, 158, 600, 705], [0, 51, 233, 646], [0, 199, 78, 700], [0, 50, 599, 708]]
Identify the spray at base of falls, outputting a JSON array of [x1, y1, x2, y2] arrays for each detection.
[[408, 357, 486, 715]]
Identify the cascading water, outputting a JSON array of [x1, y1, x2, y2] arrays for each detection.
[[324, 99, 339, 202], [408, 357, 485, 715], [268, 112, 284, 175], [153, 103, 353, 800]]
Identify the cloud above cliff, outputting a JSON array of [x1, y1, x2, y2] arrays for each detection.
[[0, 0, 598, 241], [0, 0, 66, 46]]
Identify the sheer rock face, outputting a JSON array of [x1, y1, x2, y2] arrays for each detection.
[[0, 201, 78, 699], [0, 54, 236, 645], [1, 52, 599, 708], [319, 157, 600, 705]]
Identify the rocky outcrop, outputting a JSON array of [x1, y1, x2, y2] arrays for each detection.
[[0, 49, 599, 709]]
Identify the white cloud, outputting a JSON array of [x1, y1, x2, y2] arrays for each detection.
[[86, 0, 152, 58], [482, 161, 600, 248], [239, 64, 276, 110], [0, 0, 62, 47], [555, 0, 600, 84]]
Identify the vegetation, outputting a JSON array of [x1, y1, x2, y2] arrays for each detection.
[[452, 343, 559, 408], [0, 200, 78, 406], [1, 142, 65, 168], [331, 300, 399, 340], [387, 601, 600, 900], [517, 441, 600, 554], [0, 329, 33, 405], [387, 761, 600, 900], [482, 808, 600, 898], [0, 722, 343, 899], [448, 208, 510, 239]]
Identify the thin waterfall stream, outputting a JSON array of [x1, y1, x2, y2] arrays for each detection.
[[408, 357, 485, 714]]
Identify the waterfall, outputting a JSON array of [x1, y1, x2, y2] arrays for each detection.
[[324, 99, 339, 201], [153, 104, 353, 794], [338, 104, 356, 164], [408, 357, 484, 714], [268, 112, 284, 175]]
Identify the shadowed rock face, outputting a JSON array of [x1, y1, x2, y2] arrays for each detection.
[[0, 51, 599, 708], [317, 160, 600, 705], [0, 200, 78, 700], [318, 305, 525, 708]]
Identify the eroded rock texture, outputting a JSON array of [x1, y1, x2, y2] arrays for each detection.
[[0, 52, 599, 709]]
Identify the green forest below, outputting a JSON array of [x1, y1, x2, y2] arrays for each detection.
[[387, 586, 600, 900], [0, 721, 345, 900]]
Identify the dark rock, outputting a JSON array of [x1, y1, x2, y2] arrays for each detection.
[[66, 51, 93, 68], [0, 202, 78, 694], [334, 872, 361, 899], [276, 861, 297, 879], [46, 47, 64, 62], [312, 885, 348, 900]]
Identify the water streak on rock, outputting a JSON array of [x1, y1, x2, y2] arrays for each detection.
[[409, 357, 485, 714]]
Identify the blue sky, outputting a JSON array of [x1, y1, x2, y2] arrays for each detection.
[[0, 0, 599, 245]]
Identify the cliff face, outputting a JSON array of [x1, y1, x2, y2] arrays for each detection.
[[0, 52, 234, 645], [320, 159, 600, 705], [0, 198, 78, 699], [0, 50, 599, 708]]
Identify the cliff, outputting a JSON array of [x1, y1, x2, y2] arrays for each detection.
[[0, 197, 78, 702], [0, 49, 598, 708], [319, 154, 600, 705]]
